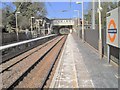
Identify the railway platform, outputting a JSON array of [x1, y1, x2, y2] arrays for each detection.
[[50, 33, 118, 88]]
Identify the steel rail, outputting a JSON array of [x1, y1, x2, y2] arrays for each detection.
[[41, 36, 66, 89], [7, 36, 64, 89], [0, 36, 59, 73]]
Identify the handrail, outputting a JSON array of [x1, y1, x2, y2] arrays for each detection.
[[0, 34, 57, 51]]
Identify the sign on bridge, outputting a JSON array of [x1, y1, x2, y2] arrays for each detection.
[[52, 19, 74, 26]]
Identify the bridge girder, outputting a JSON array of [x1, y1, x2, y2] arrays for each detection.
[[52, 19, 74, 26]]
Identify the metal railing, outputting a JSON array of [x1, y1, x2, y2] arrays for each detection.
[[0, 34, 57, 51]]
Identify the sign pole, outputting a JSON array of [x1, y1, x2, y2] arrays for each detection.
[[92, 0, 95, 30], [118, 48, 120, 65], [98, 0, 102, 59], [82, 0, 84, 42], [107, 44, 110, 63]]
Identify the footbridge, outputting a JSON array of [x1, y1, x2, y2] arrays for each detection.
[[52, 18, 74, 26], [51, 18, 74, 34]]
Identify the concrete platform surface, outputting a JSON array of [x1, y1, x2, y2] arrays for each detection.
[[50, 33, 118, 88]]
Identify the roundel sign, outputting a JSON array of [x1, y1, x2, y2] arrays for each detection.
[[108, 19, 117, 42]]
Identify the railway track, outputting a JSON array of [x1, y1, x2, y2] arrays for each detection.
[[1, 35, 67, 89], [1, 36, 59, 73], [1, 35, 56, 64]]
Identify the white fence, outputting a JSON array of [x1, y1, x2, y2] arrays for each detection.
[[0, 34, 57, 50]]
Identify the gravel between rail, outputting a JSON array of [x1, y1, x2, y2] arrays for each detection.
[[15, 35, 66, 88], [1, 36, 59, 73]]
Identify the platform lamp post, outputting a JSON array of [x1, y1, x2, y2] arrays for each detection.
[[76, 1, 84, 42], [92, 0, 95, 30], [74, 10, 80, 38], [46, 23, 50, 35], [98, 0, 102, 59], [39, 19, 43, 35], [73, 17, 78, 33], [31, 17, 35, 37], [36, 19, 39, 37], [15, 11, 20, 42], [42, 19, 46, 35]]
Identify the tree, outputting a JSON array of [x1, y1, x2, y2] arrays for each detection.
[[2, 2, 47, 32], [2, 3, 16, 32], [84, 10, 92, 24], [2, 4, 13, 27], [101, 2, 117, 27], [12, 2, 47, 30], [84, 2, 118, 28]]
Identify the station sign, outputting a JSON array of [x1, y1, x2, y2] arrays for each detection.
[[106, 7, 120, 48]]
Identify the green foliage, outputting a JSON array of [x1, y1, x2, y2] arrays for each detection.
[[100, 2, 117, 27], [84, 10, 92, 24], [85, 2, 118, 28], [2, 2, 47, 31]]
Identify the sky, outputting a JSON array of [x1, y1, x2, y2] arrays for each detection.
[[45, 2, 91, 19], [0, 1, 91, 19]]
